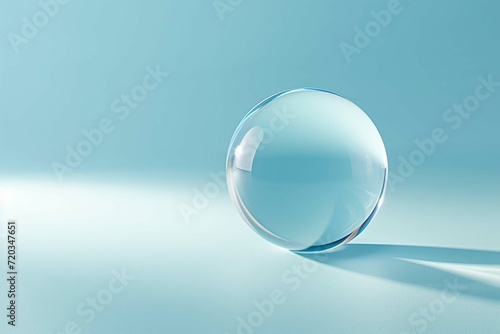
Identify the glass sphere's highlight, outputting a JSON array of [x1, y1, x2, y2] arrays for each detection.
[[226, 88, 388, 252]]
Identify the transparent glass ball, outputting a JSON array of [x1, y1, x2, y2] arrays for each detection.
[[226, 88, 388, 252]]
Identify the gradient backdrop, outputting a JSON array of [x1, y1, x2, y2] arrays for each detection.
[[0, 0, 499, 333]]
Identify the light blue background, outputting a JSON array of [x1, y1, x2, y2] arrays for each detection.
[[0, 0, 499, 333], [1, 0, 499, 177]]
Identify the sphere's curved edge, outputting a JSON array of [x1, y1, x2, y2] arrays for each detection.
[[225, 87, 351, 166], [226, 154, 306, 250], [292, 167, 388, 254]]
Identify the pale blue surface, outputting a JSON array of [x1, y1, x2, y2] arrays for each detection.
[[0, 0, 499, 333], [0, 175, 499, 334]]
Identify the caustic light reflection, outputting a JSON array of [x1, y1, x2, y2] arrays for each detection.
[[226, 88, 388, 252]]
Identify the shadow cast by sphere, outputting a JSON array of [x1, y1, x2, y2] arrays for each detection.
[[299, 244, 500, 301]]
